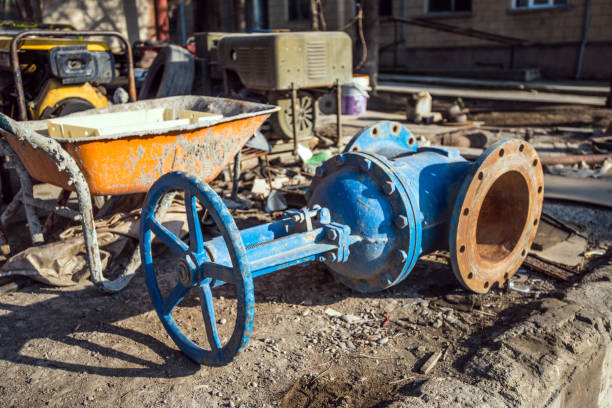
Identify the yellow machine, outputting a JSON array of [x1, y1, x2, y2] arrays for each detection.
[[0, 30, 123, 120]]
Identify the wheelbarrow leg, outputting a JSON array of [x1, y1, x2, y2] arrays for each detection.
[[231, 150, 241, 202], [0, 139, 43, 245], [101, 192, 177, 293]]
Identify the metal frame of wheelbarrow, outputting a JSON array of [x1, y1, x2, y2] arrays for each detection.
[[0, 97, 279, 292], [0, 118, 152, 292]]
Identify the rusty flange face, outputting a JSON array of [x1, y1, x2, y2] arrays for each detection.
[[449, 139, 544, 293]]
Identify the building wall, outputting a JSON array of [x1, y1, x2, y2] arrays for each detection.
[[40, 0, 156, 45], [380, 0, 612, 80], [267, 0, 612, 80], [268, 0, 355, 31]]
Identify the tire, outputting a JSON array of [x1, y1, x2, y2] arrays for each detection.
[[138, 45, 195, 100]]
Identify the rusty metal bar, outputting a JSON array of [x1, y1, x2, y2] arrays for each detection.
[[291, 83, 299, 156], [42, 188, 71, 236], [10, 30, 137, 121], [232, 150, 242, 201], [336, 80, 342, 148], [386, 16, 530, 46], [0, 138, 43, 244], [541, 153, 611, 166]]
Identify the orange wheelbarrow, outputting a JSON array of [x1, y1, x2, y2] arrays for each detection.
[[0, 95, 279, 292]]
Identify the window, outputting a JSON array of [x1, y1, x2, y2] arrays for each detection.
[[288, 0, 310, 21], [513, 0, 567, 9], [379, 0, 393, 16], [428, 0, 472, 13]]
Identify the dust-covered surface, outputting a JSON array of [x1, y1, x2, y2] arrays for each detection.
[[1, 102, 611, 407], [0, 207, 610, 407]]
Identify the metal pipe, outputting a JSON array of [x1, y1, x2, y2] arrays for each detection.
[[541, 153, 610, 166], [179, 2, 186, 45], [10, 29, 137, 120], [575, 0, 592, 80], [336, 80, 342, 148], [155, 0, 170, 42], [291, 84, 299, 156]]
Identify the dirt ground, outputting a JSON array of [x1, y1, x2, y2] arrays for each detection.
[[0, 101, 611, 407]]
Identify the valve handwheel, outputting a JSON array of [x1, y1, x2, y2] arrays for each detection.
[[140, 172, 255, 366]]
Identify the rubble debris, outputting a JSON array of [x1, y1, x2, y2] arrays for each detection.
[[264, 190, 287, 212], [420, 351, 443, 375], [407, 91, 432, 123], [531, 213, 588, 268], [324, 308, 343, 317], [296, 144, 313, 162], [251, 178, 270, 196]]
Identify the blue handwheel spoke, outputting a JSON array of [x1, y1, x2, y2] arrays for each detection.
[[162, 283, 190, 316], [149, 218, 188, 256], [201, 262, 239, 284], [185, 192, 204, 254], [198, 283, 222, 350]]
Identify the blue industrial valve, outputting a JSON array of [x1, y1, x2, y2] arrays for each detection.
[[140, 121, 544, 366]]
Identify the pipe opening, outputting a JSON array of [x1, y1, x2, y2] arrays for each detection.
[[475, 171, 529, 263]]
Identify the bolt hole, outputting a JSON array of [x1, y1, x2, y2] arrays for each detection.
[[532, 159, 538, 167], [503, 272, 509, 280], [534, 218, 538, 226], [499, 149, 505, 157], [521, 249, 526, 256], [467, 272, 473, 280], [478, 172, 484, 180], [484, 281, 490, 289], [460, 245, 466, 253], [538, 186, 542, 194], [519, 144, 525, 152], [351, 146, 359, 151], [408, 137, 414, 146], [392, 124, 399, 134], [463, 208, 469, 216], [372, 127, 378, 136]]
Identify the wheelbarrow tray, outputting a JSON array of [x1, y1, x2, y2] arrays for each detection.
[[6, 96, 279, 195]]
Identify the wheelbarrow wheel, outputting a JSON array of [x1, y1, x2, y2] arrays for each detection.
[[140, 172, 254, 366]]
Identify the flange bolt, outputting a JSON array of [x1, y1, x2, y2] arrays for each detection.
[[396, 249, 408, 263], [326, 229, 338, 241], [360, 159, 372, 172], [394, 215, 408, 229], [335, 155, 345, 166], [382, 181, 395, 195], [315, 166, 326, 177]]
